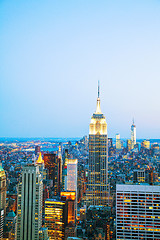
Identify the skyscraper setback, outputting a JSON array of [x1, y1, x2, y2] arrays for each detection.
[[86, 83, 108, 206]]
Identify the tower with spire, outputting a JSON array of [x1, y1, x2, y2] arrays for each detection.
[[86, 82, 108, 206], [131, 118, 136, 149]]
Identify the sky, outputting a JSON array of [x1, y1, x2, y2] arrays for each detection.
[[1, 0, 160, 138]]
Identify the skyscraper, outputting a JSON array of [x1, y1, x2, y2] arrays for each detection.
[[86, 83, 108, 206], [45, 199, 67, 240], [58, 145, 63, 194], [16, 164, 43, 240], [66, 159, 77, 193], [43, 153, 58, 195], [0, 165, 6, 214], [116, 133, 121, 150], [116, 184, 160, 239], [131, 119, 136, 149]]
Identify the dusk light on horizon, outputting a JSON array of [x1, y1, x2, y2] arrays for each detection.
[[1, 0, 160, 138]]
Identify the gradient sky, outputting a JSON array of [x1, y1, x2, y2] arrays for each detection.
[[1, 0, 160, 138]]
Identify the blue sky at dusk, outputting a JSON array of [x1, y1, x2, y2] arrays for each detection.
[[1, 0, 160, 138]]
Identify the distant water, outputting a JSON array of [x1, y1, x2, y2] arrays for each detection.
[[0, 137, 160, 145], [0, 137, 81, 144]]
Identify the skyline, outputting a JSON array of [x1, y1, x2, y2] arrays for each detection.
[[1, 0, 160, 138]]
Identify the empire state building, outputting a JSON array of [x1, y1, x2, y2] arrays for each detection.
[[86, 83, 108, 206]]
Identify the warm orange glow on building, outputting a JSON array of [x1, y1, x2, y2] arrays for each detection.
[[60, 191, 76, 201]]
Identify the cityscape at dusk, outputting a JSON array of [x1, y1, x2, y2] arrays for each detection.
[[1, 0, 160, 240]]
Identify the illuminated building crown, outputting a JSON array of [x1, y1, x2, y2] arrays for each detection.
[[36, 152, 44, 164], [89, 82, 107, 135]]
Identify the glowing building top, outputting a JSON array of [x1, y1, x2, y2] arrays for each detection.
[[36, 152, 44, 164], [89, 82, 107, 135]]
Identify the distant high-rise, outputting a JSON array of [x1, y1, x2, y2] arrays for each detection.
[[35, 145, 41, 156], [131, 119, 136, 149], [116, 134, 121, 150], [86, 82, 108, 206], [116, 184, 160, 239], [16, 164, 43, 240]]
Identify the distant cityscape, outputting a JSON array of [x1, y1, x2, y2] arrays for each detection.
[[0, 86, 160, 240]]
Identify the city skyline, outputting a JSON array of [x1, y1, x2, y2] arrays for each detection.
[[1, 0, 160, 138]]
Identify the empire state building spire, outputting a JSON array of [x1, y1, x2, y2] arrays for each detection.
[[96, 81, 102, 114]]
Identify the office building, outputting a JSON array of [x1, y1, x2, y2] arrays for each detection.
[[45, 199, 67, 240], [43, 153, 58, 195], [64, 222, 76, 240], [35, 146, 41, 156], [62, 149, 69, 191], [66, 159, 77, 193], [116, 184, 160, 239], [16, 164, 43, 240], [133, 170, 145, 183], [141, 140, 150, 150], [127, 139, 132, 152], [39, 227, 49, 240], [116, 134, 121, 150], [0, 209, 4, 240], [58, 145, 63, 194], [86, 83, 108, 206], [131, 120, 136, 149], [5, 210, 17, 240], [60, 191, 76, 224], [0, 166, 6, 214]]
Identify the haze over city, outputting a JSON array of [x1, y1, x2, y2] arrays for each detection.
[[1, 0, 160, 138]]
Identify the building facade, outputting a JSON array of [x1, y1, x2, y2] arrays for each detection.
[[0, 166, 6, 214], [45, 199, 67, 240], [16, 164, 43, 240], [116, 184, 160, 240], [86, 84, 108, 206], [43, 153, 58, 196]]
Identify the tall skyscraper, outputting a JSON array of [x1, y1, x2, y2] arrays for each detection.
[[58, 145, 63, 194], [131, 119, 136, 149], [43, 153, 58, 195], [0, 165, 6, 214], [16, 164, 43, 240], [116, 184, 160, 239], [86, 83, 108, 206]]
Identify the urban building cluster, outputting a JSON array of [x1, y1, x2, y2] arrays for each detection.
[[0, 86, 160, 239]]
